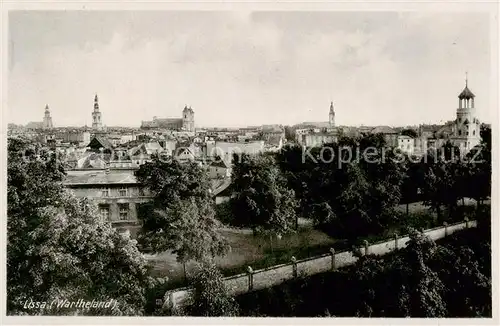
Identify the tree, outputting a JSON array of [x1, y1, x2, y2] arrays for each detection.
[[284, 125, 296, 142], [135, 157, 229, 278], [401, 129, 418, 138], [231, 153, 298, 234], [188, 262, 239, 316], [147, 198, 229, 278], [396, 231, 447, 317], [135, 156, 211, 212], [7, 138, 158, 315]]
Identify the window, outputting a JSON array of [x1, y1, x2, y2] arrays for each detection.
[[459, 117, 462, 123], [466, 131, 469, 136], [458, 130, 462, 136], [119, 204, 129, 220], [473, 130, 476, 136], [101, 188, 110, 197], [99, 205, 110, 221], [119, 187, 128, 197]]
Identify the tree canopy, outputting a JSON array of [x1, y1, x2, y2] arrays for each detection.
[[7, 138, 159, 315]]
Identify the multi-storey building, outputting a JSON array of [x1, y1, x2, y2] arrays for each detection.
[[63, 168, 151, 235]]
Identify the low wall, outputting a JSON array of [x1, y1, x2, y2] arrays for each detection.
[[164, 219, 475, 309]]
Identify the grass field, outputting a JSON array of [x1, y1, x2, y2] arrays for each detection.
[[147, 223, 335, 288]]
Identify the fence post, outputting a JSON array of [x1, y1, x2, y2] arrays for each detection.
[[364, 240, 369, 256], [330, 248, 336, 270], [291, 256, 297, 278], [394, 232, 399, 250], [163, 290, 175, 310], [247, 266, 254, 291], [443, 222, 448, 237], [464, 217, 469, 228]]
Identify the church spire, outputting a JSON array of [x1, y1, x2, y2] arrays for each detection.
[[94, 94, 99, 111], [329, 101, 335, 128], [92, 93, 103, 130]]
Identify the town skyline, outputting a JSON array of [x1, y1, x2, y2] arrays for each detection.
[[8, 11, 492, 128]]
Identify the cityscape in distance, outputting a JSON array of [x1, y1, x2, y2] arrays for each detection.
[[5, 9, 495, 320]]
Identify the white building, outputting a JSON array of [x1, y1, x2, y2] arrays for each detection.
[[397, 135, 414, 154], [450, 77, 481, 153]]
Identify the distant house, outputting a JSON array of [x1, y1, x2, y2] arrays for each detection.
[[26, 121, 44, 130], [175, 146, 196, 163], [87, 135, 114, 153], [209, 159, 231, 179], [129, 141, 163, 166], [211, 178, 232, 204], [397, 135, 414, 154], [77, 152, 110, 169], [205, 140, 265, 164], [265, 134, 284, 152], [370, 126, 398, 147]]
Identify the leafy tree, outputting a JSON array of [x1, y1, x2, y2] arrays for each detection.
[[135, 156, 211, 212], [397, 231, 447, 317], [135, 156, 228, 260], [464, 125, 491, 211], [284, 125, 296, 142], [187, 262, 239, 316], [147, 198, 229, 277], [7, 138, 158, 315], [401, 128, 418, 138], [231, 153, 298, 234], [421, 160, 463, 222]]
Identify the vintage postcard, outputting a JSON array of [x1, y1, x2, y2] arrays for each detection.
[[2, 1, 498, 325]]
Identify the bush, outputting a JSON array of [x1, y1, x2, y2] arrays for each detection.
[[187, 262, 239, 316]]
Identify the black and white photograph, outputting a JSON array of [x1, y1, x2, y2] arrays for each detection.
[[2, 2, 498, 322]]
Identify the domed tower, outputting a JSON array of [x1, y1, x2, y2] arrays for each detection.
[[452, 74, 481, 152], [43, 104, 53, 129], [182, 105, 195, 132], [329, 101, 335, 128], [92, 94, 103, 130]]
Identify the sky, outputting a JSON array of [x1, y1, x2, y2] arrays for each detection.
[[8, 11, 493, 128]]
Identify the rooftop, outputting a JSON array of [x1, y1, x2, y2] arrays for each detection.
[[63, 169, 139, 186]]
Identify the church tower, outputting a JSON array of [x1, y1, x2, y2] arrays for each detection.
[[92, 94, 103, 130], [329, 102, 335, 128], [182, 105, 195, 132], [452, 74, 481, 152], [43, 104, 53, 129]]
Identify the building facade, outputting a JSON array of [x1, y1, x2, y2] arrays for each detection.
[[63, 169, 151, 235], [141, 106, 195, 132]]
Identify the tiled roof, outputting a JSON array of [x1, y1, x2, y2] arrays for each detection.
[[266, 135, 283, 146], [370, 126, 397, 134], [212, 178, 232, 196], [63, 169, 139, 186], [143, 142, 163, 154], [210, 159, 230, 168], [88, 135, 114, 149], [458, 86, 475, 99]]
